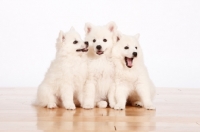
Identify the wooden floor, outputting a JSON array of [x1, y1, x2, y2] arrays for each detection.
[[0, 88, 200, 132]]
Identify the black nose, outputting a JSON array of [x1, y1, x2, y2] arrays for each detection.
[[133, 52, 137, 57], [84, 41, 89, 46], [96, 45, 102, 50]]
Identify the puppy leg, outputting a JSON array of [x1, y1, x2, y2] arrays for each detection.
[[128, 92, 143, 107], [135, 84, 155, 110], [108, 84, 116, 108], [60, 83, 75, 110], [114, 84, 129, 110], [75, 90, 83, 107], [82, 80, 95, 109], [37, 84, 57, 109]]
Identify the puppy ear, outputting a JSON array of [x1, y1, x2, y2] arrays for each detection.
[[56, 31, 64, 50], [84, 23, 93, 34], [69, 26, 75, 31], [106, 21, 117, 32], [57, 30, 65, 43], [134, 33, 140, 40], [113, 31, 122, 43]]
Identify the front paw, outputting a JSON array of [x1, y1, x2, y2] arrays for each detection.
[[144, 104, 156, 110], [97, 101, 107, 108], [82, 104, 94, 109], [47, 102, 57, 109], [114, 103, 125, 110], [109, 102, 116, 108], [63, 102, 76, 110], [133, 101, 143, 107], [82, 101, 94, 109]]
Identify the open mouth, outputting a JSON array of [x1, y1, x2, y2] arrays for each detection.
[[96, 50, 104, 55], [82, 44, 89, 52], [125, 57, 133, 68], [76, 45, 89, 52], [76, 49, 82, 52], [82, 48, 88, 52], [76, 48, 88, 52]]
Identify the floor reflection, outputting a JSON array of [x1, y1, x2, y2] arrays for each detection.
[[35, 106, 156, 131]]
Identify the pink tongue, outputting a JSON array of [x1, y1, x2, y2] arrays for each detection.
[[127, 58, 132, 67], [97, 51, 102, 54]]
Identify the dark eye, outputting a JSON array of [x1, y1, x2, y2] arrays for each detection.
[[124, 46, 129, 49], [73, 40, 78, 44], [135, 47, 137, 49], [103, 39, 107, 42], [93, 39, 96, 43]]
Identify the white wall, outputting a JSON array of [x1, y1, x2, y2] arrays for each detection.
[[0, 0, 200, 88]]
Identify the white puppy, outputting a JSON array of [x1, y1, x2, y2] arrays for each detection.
[[82, 22, 117, 109], [36, 27, 88, 110], [112, 33, 156, 110]]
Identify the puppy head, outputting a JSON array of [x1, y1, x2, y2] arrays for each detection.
[[84, 22, 117, 56], [112, 33, 141, 68], [56, 27, 88, 56]]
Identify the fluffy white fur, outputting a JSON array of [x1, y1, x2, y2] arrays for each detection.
[[82, 22, 117, 109], [36, 27, 88, 110], [112, 33, 156, 110]]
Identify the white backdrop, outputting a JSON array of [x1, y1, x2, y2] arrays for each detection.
[[0, 0, 200, 88]]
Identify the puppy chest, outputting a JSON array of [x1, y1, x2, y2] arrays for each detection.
[[61, 61, 87, 80], [95, 78, 112, 100], [95, 68, 114, 95], [90, 65, 115, 80], [89, 59, 114, 76], [117, 70, 138, 83]]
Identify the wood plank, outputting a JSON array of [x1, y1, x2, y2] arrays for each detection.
[[0, 88, 200, 131]]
